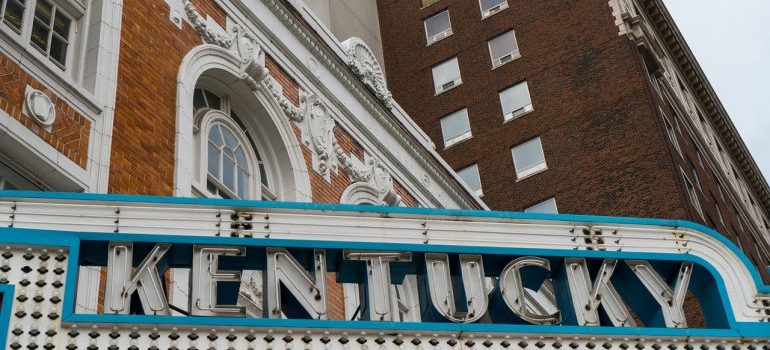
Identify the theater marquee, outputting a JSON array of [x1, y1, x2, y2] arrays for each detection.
[[0, 192, 769, 350]]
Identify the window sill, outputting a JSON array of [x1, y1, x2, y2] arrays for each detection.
[[435, 81, 462, 96], [481, 3, 509, 19], [426, 32, 453, 47], [443, 133, 472, 149], [491, 53, 522, 70], [503, 106, 534, 123], [515, 163, 547, 182]]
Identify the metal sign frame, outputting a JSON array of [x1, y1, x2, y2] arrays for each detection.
[[0, 191, 769, 348]]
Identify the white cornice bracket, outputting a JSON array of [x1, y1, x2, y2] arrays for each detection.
[[340, 37, 394, 109]]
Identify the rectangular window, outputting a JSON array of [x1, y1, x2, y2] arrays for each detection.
[[512, 137, 547, 180], [432, 57, 461, 94], [440, 109, 472, 148], [525, 198, 558, 214], [30, 0, 72, 69], [424, 10, 452, 45], [682, 168, 703, 218], [661, 108, 681, 156], [457, 163, 483, 197], [499, 81, 533, 121], [488, 30, 519, 68], [479, 0, 508, 18], [1, 0, 25, 33]]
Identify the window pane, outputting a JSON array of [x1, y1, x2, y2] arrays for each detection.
[[193, 89, 206, 111], [204, 90, 221, 110], [440, 109, 471, 144], [3, 0, 26, 32], [432, 57, 460, 91], [480, 0, 506, 12], [207, 142, 219, 177], [30, 19, 49, 52], [457, 164, 482, 193], [489, 30, 518, 61], [52, 10, 69, 37], [50, 35, 68, 66], [234, 147, 247, 167], [34, 0, 52, 24], [223, 156, 235, 192], [421, 0, 440, 7], [512, 137, 545, 172], [208, 125, 223, 145], [424, 10, 450, 39], [237, 169, 249, 199], [221, 125, 239, 149], [525, 198, 558, 214], [500, 81, 532, 117]]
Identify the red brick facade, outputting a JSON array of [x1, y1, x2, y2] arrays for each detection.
[[0, 53, 91, 168]]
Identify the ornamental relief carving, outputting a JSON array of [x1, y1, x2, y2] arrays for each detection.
[[298, 93, 336, 179], [179, 1, 400, 196], [23, 85, 56, 130], [340, 37, 394, 109]]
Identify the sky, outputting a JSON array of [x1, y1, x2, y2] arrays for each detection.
[[662, 1, 770, 181]]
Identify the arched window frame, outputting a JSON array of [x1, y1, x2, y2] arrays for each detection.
[[194, 108, 262, 200]]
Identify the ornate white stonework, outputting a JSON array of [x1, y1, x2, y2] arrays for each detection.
[[178, 1, 401, 194], [184, 1, 233, 48], [23, 85, 56, 129], [335, 142, 401, 206], [297, 94, 336, 179], [340, 37, 394, 109]]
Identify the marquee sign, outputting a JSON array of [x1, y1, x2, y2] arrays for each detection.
[[0, 191, 769, 350]]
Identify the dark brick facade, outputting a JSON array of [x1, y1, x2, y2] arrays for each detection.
[[377, 0, 769, 325]]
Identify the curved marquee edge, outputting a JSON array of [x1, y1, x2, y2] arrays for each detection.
[[0, 190, 768, 338]]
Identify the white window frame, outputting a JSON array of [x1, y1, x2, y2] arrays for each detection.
[[432, 57, 462, 95], [499, 81, 533, 122], [512, 137, 547, 180], [0, 0, 83, 75], [479, 0, 508, 19], [681, 168, 703, 219], [424, 10, 452, 46], [198, 110, 260, 200], [525, 198, 558, 214], [457, 163, 483, 197], [488, 30, 520, 68], [440, 108, 472, 148], [192, 88, 278, 201]]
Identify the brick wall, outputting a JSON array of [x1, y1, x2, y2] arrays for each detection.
[[108, 0, 220, 195], [0, 53, 91, 169], [376, 0, 730, 326], [378, 0, 689, 219]]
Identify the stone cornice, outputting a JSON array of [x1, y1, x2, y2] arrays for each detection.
[[641, 0, 770, 218]]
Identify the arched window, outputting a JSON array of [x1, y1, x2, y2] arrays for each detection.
[[192, 87, 276, 200]]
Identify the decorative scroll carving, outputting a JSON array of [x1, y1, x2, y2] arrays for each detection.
[[335, 141, 401, 205], [264, 76, 302, 122], [298, 94, 336, 178], [183, 0, 233, 48], [180, 1, 399, 195], [340, 37, 394, 109]]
